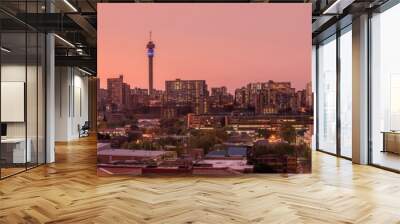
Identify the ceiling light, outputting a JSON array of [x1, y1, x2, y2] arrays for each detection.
[[63, 0, 78, 12], [322, 0, 354, 15], [54, 34, 75, 48], [76, 48, 85, 55], [78, 67, 93, 76], [1, 47, 11, 53]]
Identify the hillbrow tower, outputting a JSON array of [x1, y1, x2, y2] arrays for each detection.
[[146, 31, 155, 96]]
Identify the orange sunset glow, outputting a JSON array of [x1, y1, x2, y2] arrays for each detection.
[[98, 3, 311, 92]]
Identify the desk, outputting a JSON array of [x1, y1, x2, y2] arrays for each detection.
[[382, 131, 400, 154], [1, 138, 31, 163]]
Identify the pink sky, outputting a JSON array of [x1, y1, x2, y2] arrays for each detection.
[[98, 4, 311, 92]]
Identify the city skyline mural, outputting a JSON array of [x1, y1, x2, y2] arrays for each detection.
[[97, 3, 313, 176]]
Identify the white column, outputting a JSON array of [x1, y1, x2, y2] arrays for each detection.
[[45, 0, 56, 163], [55, 67, 73, 141], [46, 33, 55, 163], [352, 14, 369, 164]]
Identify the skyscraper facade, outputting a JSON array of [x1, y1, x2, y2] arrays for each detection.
[[107, 75, 124, 110], [165, 79, 209, 114]]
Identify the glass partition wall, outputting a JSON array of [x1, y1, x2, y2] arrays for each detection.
[[316, 25, 353, 159], [316, 1, 400, 171], [339, 27, 352, 159], [370, 3, 400, 171], [0, 4, 46, 179], [317, 35, 337, 155]]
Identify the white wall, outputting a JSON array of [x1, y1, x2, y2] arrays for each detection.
[[1, 65, 42, 137], [55, 67, 89, 141], [1, 63, 46, 164], [1, 65, 26, 138]]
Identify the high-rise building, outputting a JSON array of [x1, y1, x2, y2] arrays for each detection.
[[246, 82, 264, 107], [210, 86, 234, 111], [211, 87, 228, 97], [147, 32, 155, 96], [237, 80, 297, 114], [106, 75, 131, 110], [305, 82, 313, 110], [234, 87, 247, 108], [165, 79, 209, 114], [107, 75, 124, 110], [295, 89, 307, 112], [165, 79, 208, 104], [122, 82, 131, 108], [97, 88, 108, 111], [131, 87, 149, 107]]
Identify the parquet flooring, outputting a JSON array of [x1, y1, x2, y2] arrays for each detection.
[[1, 167, 26, 178], [1, 136, 400, 223]]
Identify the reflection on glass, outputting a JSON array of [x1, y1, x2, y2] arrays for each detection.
[[38, 33, 46, 165], [312, 45, 317, 150], [340, 28, 352, 158], [27, 31, 38, 169], [318, 36, 337, 154], [1, 32, 27, 177], [371, 4, 400, 171], [0, 1, 46, 179]]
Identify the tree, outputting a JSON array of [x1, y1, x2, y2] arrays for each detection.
[[160, 118, 185, 135], [215, 128, 228, 142], [257, 129, 271, 138], [128, 116, 139, 130], [127, 141, 141, 149], [142, 140, 154, 150], [127, 131, 142, 142], [280, 124, 296, 144], [158, 137, 180, 148], [189, 132, 218, 154]]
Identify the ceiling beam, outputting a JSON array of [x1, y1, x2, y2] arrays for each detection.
[[55, 55, 96, 70], [67, 13, 97, 45]]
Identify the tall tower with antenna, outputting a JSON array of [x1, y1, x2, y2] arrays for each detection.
[[146, 31, 155, 96]]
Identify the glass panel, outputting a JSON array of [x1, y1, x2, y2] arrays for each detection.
[[1, 31, 27, 177], [371, 4, 400, 171], [312, 45, 317, 151], [0, 1, 46, 178], [38, 32, 45, 165], [339, 28, 352, 158], [27, 31, 38, 169], [317, 35, 337, 154]]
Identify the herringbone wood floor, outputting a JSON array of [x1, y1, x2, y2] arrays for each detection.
[[1, 136, 400, 224]]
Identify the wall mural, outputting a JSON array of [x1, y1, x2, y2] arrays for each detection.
[[97, 3, 313, 176]]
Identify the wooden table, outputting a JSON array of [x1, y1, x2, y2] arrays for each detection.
[[382, 131, 400, 154]]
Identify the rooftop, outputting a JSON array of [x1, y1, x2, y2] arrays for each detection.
[[98, 149, 167, 157], [206, 146, 247, 158]]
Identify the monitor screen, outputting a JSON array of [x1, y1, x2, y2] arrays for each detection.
[[1, 123, 7, 137]]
